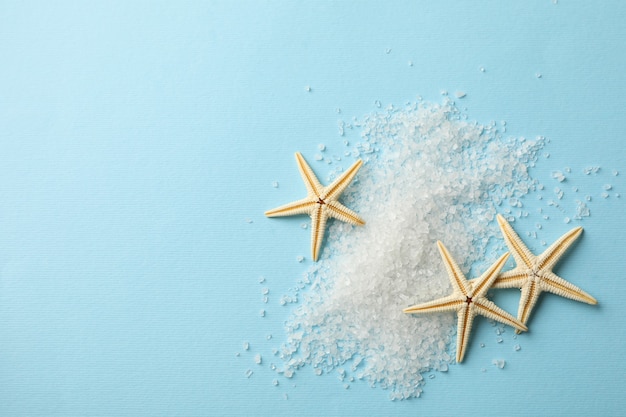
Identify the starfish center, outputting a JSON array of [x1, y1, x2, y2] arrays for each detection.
[[465, 296, 473, 305], [317, 198, 326, 205]]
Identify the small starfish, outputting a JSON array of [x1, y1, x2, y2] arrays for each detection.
[[265, 152, 365, 261], [493, 214, 597, 333], [404, 241, 527, 362]]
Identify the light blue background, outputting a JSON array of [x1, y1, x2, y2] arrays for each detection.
[[1, 1, 625, 416]]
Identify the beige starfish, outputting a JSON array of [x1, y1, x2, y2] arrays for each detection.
[[493, 214, 597, 333], [265, 152, 365, 261], [404, 241, 527, 362]]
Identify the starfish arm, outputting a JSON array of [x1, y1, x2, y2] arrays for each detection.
[[295, 152, 324, 198], [456, 304, 476, 362], [323, 159, 363, 201], [541, 271, 598, 305], [325, 201, 365, 226], [265, 198, 317, 218], [516, 280, 541, 332], [436, 241, 471, 297], [403, 294, 464, 315], [471, 252, 510, 298], [537, 226, 583, 272], [474, 298, 528, 333], [492, 269, 528, 289], [496, 214, 535, 269], [310, 204, 328, 261]]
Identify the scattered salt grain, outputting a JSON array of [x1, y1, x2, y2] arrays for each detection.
[[318, 144, 326, 151], [262, 288, 269, 295], [277, 100, 544, 400], [255, 354, 262, 364], [564, 217, 571, 224], [455, 91, 466, 99], [243, 342, 250, 351], [260, 309, 266, 317], [272, 181, 279, 188], [297, 256, 304, 263], [259, 276, 266, 284], [552, 171, 565, 182], [613, 169, 619, 176], [245, 369, 254, 378], [273, 379, 279, 386], [603, 184, 612, 191], [314, 154, 323, 161], [514, 344, 521, 351], [496, 337, 503, 344], [492, 359, 506, 369], [301, 223, 308, 229], [305, 86, 312, 92]]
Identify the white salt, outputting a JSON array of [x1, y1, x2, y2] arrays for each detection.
[[278, 100, 544, 400], [255, 354, 262, 364], [552, 171, 565, 182], [492, 359, 506, 369]]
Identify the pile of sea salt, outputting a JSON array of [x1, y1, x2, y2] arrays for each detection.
[[276, 100, 544, 400]]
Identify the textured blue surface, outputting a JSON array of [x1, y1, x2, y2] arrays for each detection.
[[1, 1, 625, 416]]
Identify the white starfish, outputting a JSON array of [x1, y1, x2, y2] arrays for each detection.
[[404, 241, 527, 362], [265, 152, 365, 261], [493, 214, 597, 333]]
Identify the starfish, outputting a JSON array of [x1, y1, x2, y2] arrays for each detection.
[[493, 214, 597, 333], [404, 241, 527, 362], [265, 152, 365, 261]]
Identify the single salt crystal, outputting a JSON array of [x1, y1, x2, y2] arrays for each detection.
[[266, 334, 272, 340], [262, 288, 269, 295], [243, 342, 250, 351], [314, 154, 323, 161], [408, 60, 413, 67], [245, 218, 253, 223], [305, 85, 312, 92], [314, 368, 322, 376], [297, 256, 304, 263], [318, 144, 326, 151], [385, 48, 392, 54], [565, 167, 571, 173], [492, 359, 506, 369], [284, 369, 294, 378], [235, 352, 240, 357], [496, 337, 503, 344], [255, 354, 262, 364], [260, 309, 266, 317], [273, 379, 279, 386], [479, 66, 486, 72], [374, 100, 382, 108], [514, 344, 521, 351], [554, 187, 564, 199], [270, 363, 277, 370], [245, 369, 253, 378], [259, 276, 265, 284], [564, 217, 570, 224], [344, 384, 350, 389], [536, 72, 542, 78], [272, 181, 279, 188], [572, 186, 578, 192], [603, 184, 612, 190], [481, 368, 487, 373], [613, 169, 619, 176], [552, 171, 565, 182], [263, 296, 268, 303], [480, 343, 485, 348], [455, 91, 466, 99], [301, 223, 308, 229], [602, 192, 609, 199]]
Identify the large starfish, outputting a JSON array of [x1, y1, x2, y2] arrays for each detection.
[[493, 214, 597, 333], [404, 241, 527, 362], [265, 152, 365, 261]]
